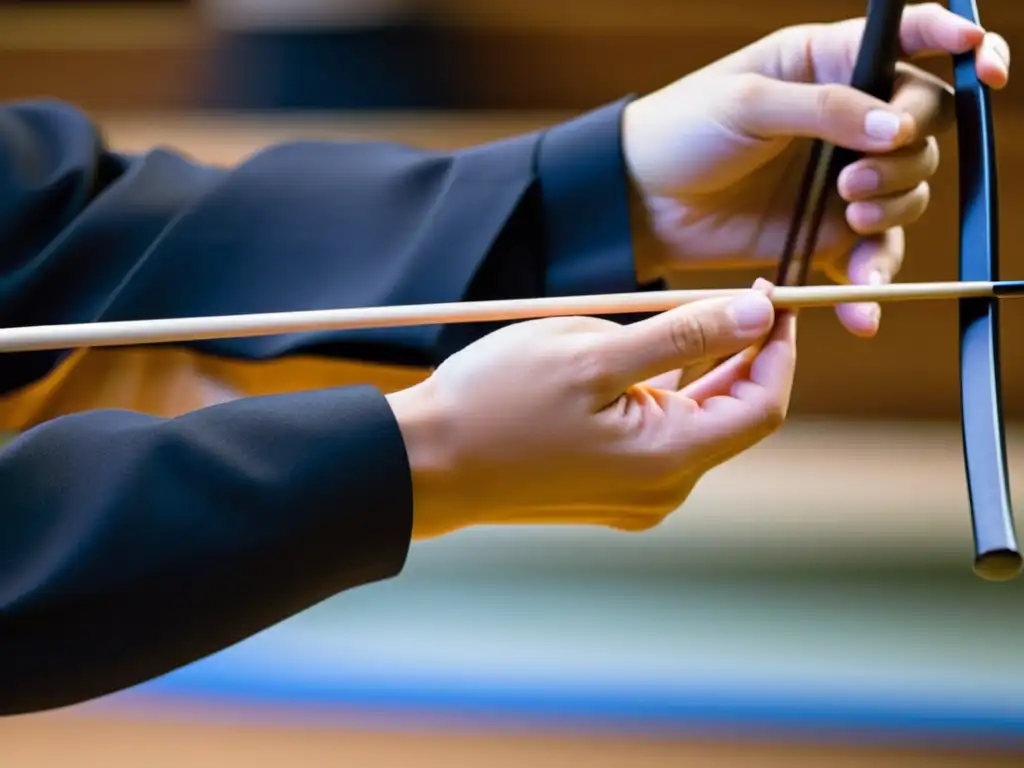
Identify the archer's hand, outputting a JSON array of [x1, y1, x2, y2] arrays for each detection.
[[387, 282, 795, 539], [623, 2, 1010, 337]]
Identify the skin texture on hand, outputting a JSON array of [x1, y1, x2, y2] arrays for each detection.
[[621, 2, 1011, 338], [388, 283, 796, 540]]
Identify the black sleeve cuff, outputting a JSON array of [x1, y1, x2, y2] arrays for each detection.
[[537, 98, 664, 299]]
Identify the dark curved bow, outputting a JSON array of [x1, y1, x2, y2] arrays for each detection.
[[949, 0, 1020, 580], [781, 0, 1020, 579]]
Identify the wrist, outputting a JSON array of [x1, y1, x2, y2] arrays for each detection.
[[626, 172, 671, 285], [385, 382, 466, 540]]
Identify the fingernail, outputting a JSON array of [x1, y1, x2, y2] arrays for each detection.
[[868, 269, 887, 286], [861, 303, 881, 326], [843, 167, 880, 196], [988, 36, 1010, 68], [864, 110, 903, 142], [852, 202, 883, 227], [729, 293, 774, 335]]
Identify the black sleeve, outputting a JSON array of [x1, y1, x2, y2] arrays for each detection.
[[0, 386, 412, 716], [0, 98, 651, 395]]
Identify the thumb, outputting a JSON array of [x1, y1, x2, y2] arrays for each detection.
[[594, 290, 775, 392], [725, 75, 915, 153]]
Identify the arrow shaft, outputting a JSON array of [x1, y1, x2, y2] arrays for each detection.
[[0, 279, 1021, 354]]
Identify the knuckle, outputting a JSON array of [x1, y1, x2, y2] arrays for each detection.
[[729, 73, 770, 105], [745, 386, 788, 434], [770, 23, 824, 61], [814, 83, 845, 124], [908, 182, 931, 221], [670, 312, 710, 359], [879, 245, 904, 279], [760, 398, 788, 433], [566, 340, 616, 392]]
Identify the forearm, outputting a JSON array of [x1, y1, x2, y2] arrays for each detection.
[[0, 385, 412, 715]]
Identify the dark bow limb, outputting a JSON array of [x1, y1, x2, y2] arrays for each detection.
[[782, 0, 1018, 579], [949, 0, 1020, 580]]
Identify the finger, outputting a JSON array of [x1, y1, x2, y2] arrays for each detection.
[[976, 32, 1010, 90], [643, 369, 685, 391], [594, 290, 774, 392], [889, 7, 1009, 90], [780, 5, 983, 84], [731, 310, 798, 418], [845, 182, 930, 234], [675, 359, 715, 390], [889, 67, 954, 140], [678, 347, 759, 403], [669, 278, 774, 392], [895, 3, 985, 60], [727, 75, 915, 153], [837, 137, 939, 201], [688, 311, 798, 450], [834, 254, 885, 338], [906, 22, 1010, 89], [826, 228, 905, 338]]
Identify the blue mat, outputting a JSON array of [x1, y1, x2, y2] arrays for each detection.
[[122, 579, 1024, 746]]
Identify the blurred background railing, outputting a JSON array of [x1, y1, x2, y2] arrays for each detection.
[[1, 2, 1024, 766]]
